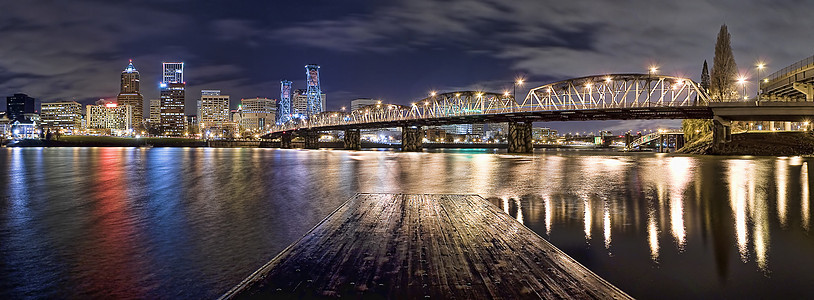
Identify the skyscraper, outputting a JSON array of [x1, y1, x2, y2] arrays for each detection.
[[278, 80, 292, 124], [6, 93, 35, 122], [160, 62, 185, 136], [117, 60, 144, 129], [305, 64, 322, 118], [199, 90, 230, 130]]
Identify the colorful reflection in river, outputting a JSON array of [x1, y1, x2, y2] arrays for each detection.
[[489, 154, 813, 282]]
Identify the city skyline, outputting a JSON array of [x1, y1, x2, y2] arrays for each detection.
[[1, 0, 813, 132]]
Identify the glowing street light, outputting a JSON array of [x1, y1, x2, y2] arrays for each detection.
[[430, 91, 437, 97], [756, 61, 766, 99], [649, 66, 658, 75], [737, 76, 748, 99]]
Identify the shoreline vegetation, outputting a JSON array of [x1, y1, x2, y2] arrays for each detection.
[[676, 131, 814, 156]]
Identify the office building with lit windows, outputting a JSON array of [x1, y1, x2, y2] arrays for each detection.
[[292, 89, 325, 118], [149, 99, 161, 124], [86, 100, 132, 134], [198, 90, 230, 130], [6, 93, 36, 122], [40, 101, 82, 133], [160, 62, 185, 136], [240, 97, 276, 131], [116, 60, 144, 129]]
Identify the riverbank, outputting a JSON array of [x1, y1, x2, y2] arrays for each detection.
[[8, 136, 206, 147], [678, 131, 814, 156]]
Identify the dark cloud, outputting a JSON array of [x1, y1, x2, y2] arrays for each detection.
[[1, 0, 812, 133]]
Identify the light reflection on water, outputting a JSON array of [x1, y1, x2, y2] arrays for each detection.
[[0, 148, 813, 299]]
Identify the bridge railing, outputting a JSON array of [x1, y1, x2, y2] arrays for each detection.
[[268, 74, 710, 133], [523, 74, 708, 111], [764, 54, 814, 84]]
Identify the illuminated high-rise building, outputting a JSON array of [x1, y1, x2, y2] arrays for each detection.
[[40, 101, 82, 133], [149, 99, 160, 124], [198, 90, 230, 130], [6, 93, 35, 122], [278, 80, 292, 124], [86, 100, 133, 134], [117, 60, 144, 129], [305, 64, 322, 118], [162, 62, 184, 83], [160, 62, 185, 136]]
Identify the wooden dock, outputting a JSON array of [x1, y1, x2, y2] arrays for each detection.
[[221, 194, 631, 299]]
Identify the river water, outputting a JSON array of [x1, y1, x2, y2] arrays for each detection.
[[0, 147, 812, 299]]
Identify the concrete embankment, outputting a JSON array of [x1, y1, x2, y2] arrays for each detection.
[[678, 132, 814, 156]]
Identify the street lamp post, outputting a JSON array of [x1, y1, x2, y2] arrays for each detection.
[[756, 63, 765, 99], [737, 76, 747, 100]]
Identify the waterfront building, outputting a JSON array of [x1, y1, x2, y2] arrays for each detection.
[[230, 108, 242, 125], [441, 124, 483, 135], [198, 90, 230, 130], [350, 98, 378, 111], [116, 60, 144, 129], [240, 97, 276, 131], [160, 62, 185, 136], [6, 93, 35, 122], [149, 99, 160, 124], [0, 114, 12, 138], [86, 100, 132, 134], [292, 89, 326, 118], [40, 101, 82, 134], [532, 127, 558, 142]]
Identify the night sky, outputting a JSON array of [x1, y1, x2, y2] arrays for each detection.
[[2, 0, 813, 133]]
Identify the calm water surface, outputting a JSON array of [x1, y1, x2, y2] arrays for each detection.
[[1, 147, 813, 299]]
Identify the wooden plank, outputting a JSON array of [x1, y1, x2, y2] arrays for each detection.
[[221, 193, 632, 299]]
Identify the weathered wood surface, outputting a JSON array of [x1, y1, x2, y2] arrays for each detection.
[[221, 194, 632, 299]]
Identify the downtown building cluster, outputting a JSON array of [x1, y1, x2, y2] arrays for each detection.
[[0, 60, 333, 139]]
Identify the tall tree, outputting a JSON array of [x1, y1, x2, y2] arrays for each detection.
[[710, 24, 738, 101], [701, 60, 710, 93]]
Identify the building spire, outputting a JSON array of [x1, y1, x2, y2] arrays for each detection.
[[124, 59, 137, 73]]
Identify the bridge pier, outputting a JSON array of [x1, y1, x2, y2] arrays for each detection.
[[401, 126, 424, 152], [508, 121, 533, 153], [624, 132, 632, 148], [675, 134, 685, 150], [281, 133, 292, 149], [344, 129, 361, 150], [712, 118, 732, 150], [304, 130, 320, 149], [793, 82, 814, 101]]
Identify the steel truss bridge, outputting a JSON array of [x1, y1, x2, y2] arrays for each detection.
[[269, 73, 712, 134], [267, 71, 814, 152]]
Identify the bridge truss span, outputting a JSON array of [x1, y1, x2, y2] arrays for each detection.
[[523, 74, 710, 111]]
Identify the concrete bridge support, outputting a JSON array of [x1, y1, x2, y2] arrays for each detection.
[[401, 126, 424, 152], [344, 129, 361, 150], [624, 132, 632, 148], [793, 82, 814, 101], [712, 118, 732, 150], [304, 130, 320, 149], [281, 133, 292, 149], [508, 121, 533, 153]]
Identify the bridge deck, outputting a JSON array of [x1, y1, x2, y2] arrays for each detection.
[[221, 193, 631, 299]]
